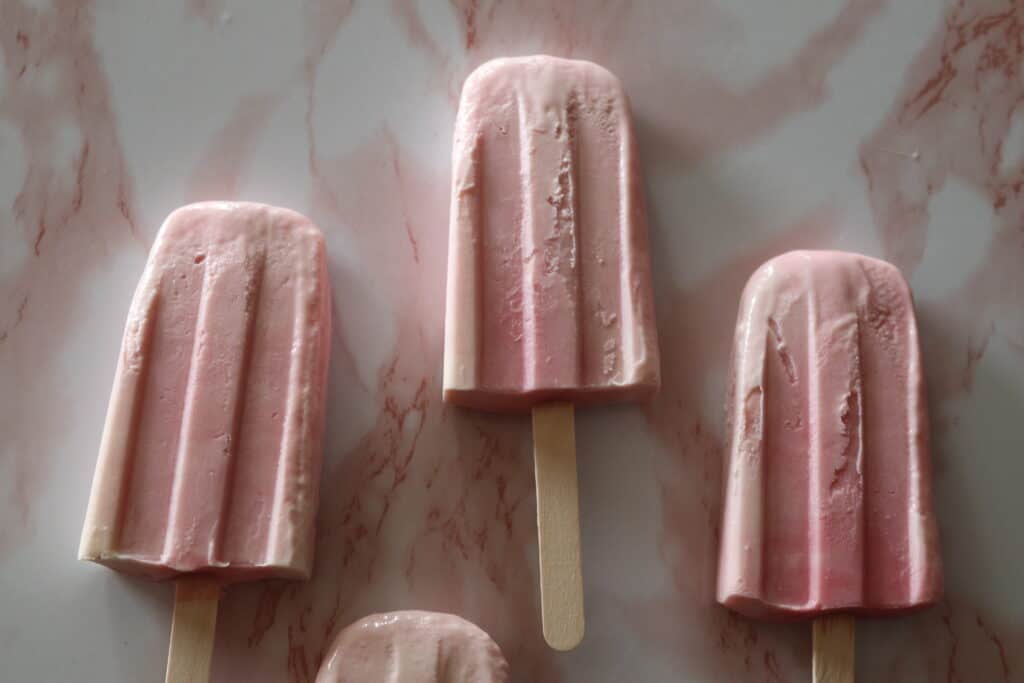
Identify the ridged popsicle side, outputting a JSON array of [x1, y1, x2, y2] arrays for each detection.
[[78, 202, 331, 582], [443, 56, 659, 413], [717, 250, 942, 619]]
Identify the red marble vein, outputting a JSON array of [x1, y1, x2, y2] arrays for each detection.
[[287, 618, 313, 683], [386, 2, 461, 105], [976, 613, 1011, 679], [302, 0, 355, 67], [763, 650, 782, 681], [457, 0, 480, 49], [247, 583, 287, 648], [941, 604, 961, 683], [963, 321, 995, 391], [392, 0, 446, 65], [0, 295, 28, 344], [385, 134, 421, 264]]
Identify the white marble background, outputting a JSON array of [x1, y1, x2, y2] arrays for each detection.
[[1, 1, 1022, 681]]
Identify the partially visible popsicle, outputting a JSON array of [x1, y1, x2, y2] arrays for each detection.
[[717, 250, 942, 681], [443, 56, 660, 650], [315, 612, 510, 683], [79, 202, 332, 682]]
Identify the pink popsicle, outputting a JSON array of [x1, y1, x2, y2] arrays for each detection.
[[443, 56, 660, 651], [443, 56, 659, 414], [315, 612, 509, 683], [78, 202, 332, 679], [717, 250, 942, 680]]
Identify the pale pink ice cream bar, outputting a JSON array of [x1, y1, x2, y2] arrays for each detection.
[[316, 611, 509, 683], [443, 56, 660, 413], [718, 250, 942, 619], [79, 202, 331, 582]]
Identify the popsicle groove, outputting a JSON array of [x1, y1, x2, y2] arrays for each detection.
[[212, 243, 265, 563]]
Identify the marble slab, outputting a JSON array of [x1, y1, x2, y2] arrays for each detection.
[[1, 1, 1021, 681]]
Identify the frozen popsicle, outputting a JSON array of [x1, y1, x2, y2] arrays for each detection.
[[443, 56, 660, 650], [315, 612, 509, 683], [79, 202, 332, 682], [717, 250, 942, 681]]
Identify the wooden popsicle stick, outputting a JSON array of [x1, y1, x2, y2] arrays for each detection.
[[532, 401, 585, 651], [165, 576, 221, 683], [812, 614, 855, 683]]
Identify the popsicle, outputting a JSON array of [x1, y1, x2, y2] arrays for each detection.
[[717, 250, 942, 681], [444, 56, 660, 650], [315, 612, 509, 683], [79, 202, 332, 682]]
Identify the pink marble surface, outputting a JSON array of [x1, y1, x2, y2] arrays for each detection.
[[1, 1, 1021, 681]]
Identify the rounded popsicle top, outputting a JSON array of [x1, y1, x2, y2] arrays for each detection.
[[315, 611, 510, 683], [733, 249, 919, 385], [739, 249, 914, 311], [153, 200, 325, 254], [460, 55, 628, 102], [718, 249, 942, 620]]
